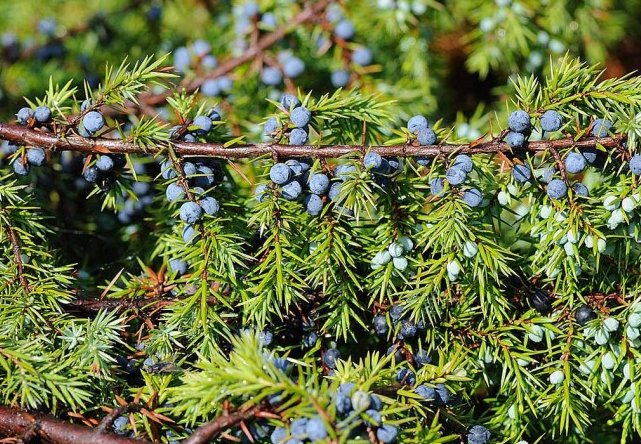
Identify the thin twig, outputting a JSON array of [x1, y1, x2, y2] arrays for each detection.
[[95, 404, 143, 434], [3, 219, 30, 293], [0, 123, 627, 160]]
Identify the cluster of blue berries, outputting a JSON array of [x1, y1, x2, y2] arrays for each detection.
[[9, 146, 47, 176], [173, 39, 218, 74], [272, 382, 397, 444], [370, 237, 413, 273], [162, 155, 222, 243], [169, 109, 221, 143], [16, 104, 52, 127], [406, 115, 437, 153], [264, 95, 311, 145], [373, 303, 427, 344], [260, 96, 339, 216], [428, 152, 484, 208], [82, 154, 126, 189], [362, 150, 403, 191], [505, 109, 533, 148]]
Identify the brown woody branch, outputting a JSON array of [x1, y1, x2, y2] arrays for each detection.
[[0, 122, 626, 161], [182, 404, 265, 444], [111, 0, 333, 116], [1, 214, 30, 293], [0, 406, 147, 444]]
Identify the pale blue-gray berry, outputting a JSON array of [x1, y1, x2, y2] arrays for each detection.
[[328, 182, 342, 201], [291, 106, 311, 128], [352, 47, 373, 66], [446, 167, 466, 185], [192, 115, 212, 134], [96, 155, 114, 172], [334, 20, 355, 40], [582, 147, 597, 164], [572, 183, 588, 197], [200, 197, 220, 215], [630, 155, 641, 175], [26, 147, 46, 166], [16, 107, 33, 125], [414, 384, 436, 401], [565, 152, 586, 174], [541, 110, 562, 132], [280, 94, 301, 110], [82, 111, 105, 133], [453, 154, 473, 173], [323, 348, 340, 369], [468, 425, 491, 444], [407, 115, 428, 133], [82, 166, 99, 182], [376, 424, 398, 443], [264, 117, 278, 136], [255, 183, 269, 202], [414, 349, 431, 367], [12, 159, 29, 176], [34, 105, 52, 123], [547, 179, 568, 200], [179, 201, 203, 224], [305, 416, 328, 440], [373, 315, 388, 335], [169, 258, 187, 275], [166, 183, 184, 202], [331, 70, 350, 87], [283, 57, 305, 78], [261, 67, 282, 85], [592, 118, 612, 137], [282, 180, 302, 200], [512, 164, 531, 183], [270, 163, 292, 185], [270, 427, 287, 444], [364, 151, 382, 170], [182, 224, 198, 243], [463, 188, 483, 207], [430, 178, 444, 195], [300, 186, 322, 210], [505, 131, 526, 148], [417, 127, 436, 146], [309, 173, 330, 195], [289, 128, 308, 145], [508, 110, 531, 133]]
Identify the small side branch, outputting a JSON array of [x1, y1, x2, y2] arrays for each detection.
[[117, 0, 333, 115], [4, 222, 30, 293]]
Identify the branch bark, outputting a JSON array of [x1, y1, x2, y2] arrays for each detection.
[[1, 212, 30, 293], [0, 123, 626, 160], [182, 404, 264, 444], [0, 406, 148, 444]]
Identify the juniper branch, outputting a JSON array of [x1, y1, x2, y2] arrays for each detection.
[[0, 122, 627, 160], [0, 406, 147, 444], [182, 404, 266, 444]]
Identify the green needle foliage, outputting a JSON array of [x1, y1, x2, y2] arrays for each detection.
[[4, 2, 641, 444]]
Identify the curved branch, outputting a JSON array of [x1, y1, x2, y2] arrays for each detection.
[[114, 0, 333, 116], [0, 123, 626, 161], [0, 406, 147, 444], [182, 404, 264, 444]]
